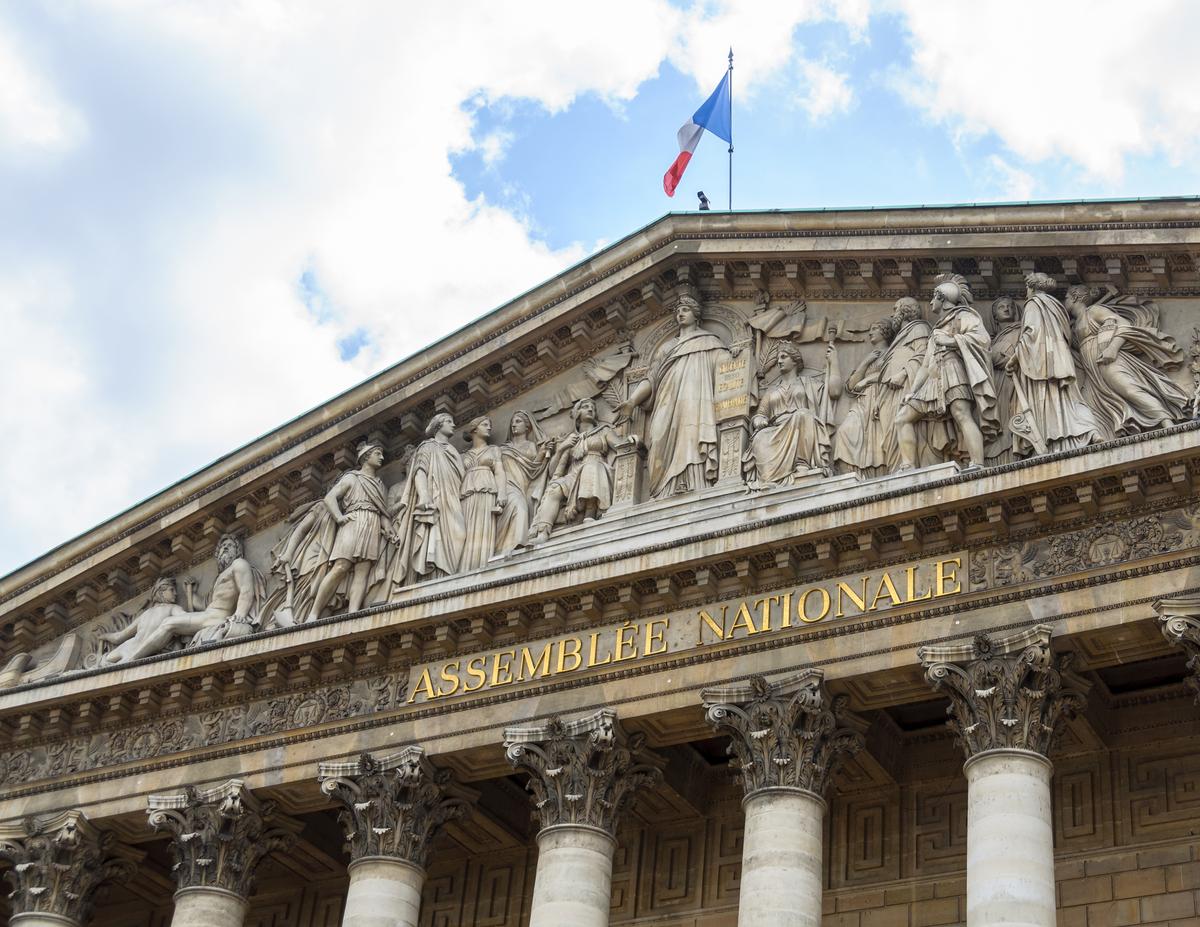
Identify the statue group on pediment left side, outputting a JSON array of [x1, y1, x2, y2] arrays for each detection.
[[5, 271, 1194, 685]]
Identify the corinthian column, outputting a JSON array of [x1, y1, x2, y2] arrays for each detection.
[[0, 811, 135, 927], [918, 625, 1088, 927], [504, 709, 661, 927], [1156, 594, 1200, 702], [702, 670, 863, 927], [147, 780, 297, 927], [318, 747, 471, 927]]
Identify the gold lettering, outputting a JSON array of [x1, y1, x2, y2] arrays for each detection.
[[718, 357, 746, 373], [518, 643, 553, 681], [699, 606, 728, 643], [557, 637, 583, 674], [836, 578, 868, 617], [755, 595, 780, 632], [936, 558, 962, 597], [797, 587, 831, 623], [437, 661, 461, 697], [645, 617, 669, 655], [869, 572, 903, 611], [905, 564, 933, 602], [463, 656, 488, 692], [615, 623, 639, 662], [728, 602, 757, 636], [587, 631, 613, 667], [780, 592, 793, 628], [491, 650, 516, 687], [407, 667, 437, 703]]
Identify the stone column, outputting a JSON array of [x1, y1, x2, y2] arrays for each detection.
[[505, 709, 662, 927], [918, 625, 1089, 927], [702, 670, 864, 927], [318, 746, 471, 927], [1156, 594, 1200, 702], [147, 779, 297, 927], [0, 810, 136, 927]]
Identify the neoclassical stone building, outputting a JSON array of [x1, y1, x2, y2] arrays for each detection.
[[2, 199, 1200, 927]]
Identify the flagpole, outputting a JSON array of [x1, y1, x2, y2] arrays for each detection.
[[727, 47, 733, 211]]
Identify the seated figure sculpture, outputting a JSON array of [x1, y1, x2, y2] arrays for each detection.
[[97, 576, 196, 664], [97, 534, 266, 664], [527, 398, 635, 545]]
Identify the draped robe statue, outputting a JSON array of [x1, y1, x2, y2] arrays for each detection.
[[495, 411, 552, 554], [986, 297, 1022, 464], [833, 318, 897, 477], [619, 294, 731, 499]]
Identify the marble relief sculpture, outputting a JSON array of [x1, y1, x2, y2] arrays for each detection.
[[101, 535, 265, 663], [896, 274, 998, 470], [833, 316, 899, 477], [1065, 285, 1189, 437], [1006, 274, 1100, 457], [459, 417, 508, 571], [97, 576, 195, 664], [496, 411, 553, 554], [744, 342, 841, 487], [986, 297, 1022, 464], [386, 413, 467, 585], [880, 298, 936, 470], [618, 292, 732, 499], [528, 398, 635, 544]]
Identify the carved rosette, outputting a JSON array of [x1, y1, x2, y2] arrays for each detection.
[[1156, 594, 1200, 702], [917, 624, 1089, 760], [317, 746, 471, 867], [147, 779, 296, 898], [0, 810, 135, 924], [503, 709, 662, 836], [702, 669, 864, 797]]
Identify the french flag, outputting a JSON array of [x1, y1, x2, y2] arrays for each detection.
[[663, 70, 732, 197]]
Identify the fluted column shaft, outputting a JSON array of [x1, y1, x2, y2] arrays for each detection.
[[318, 747, 469, 927], [505, 709, 661, 927], [702, 670, 864, 927], [919, 625, 1088, 927]]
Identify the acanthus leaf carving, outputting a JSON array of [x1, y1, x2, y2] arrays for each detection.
[[1155, 594, 1200, 702], [702, 669, 864, 796], [317, 745, 472, 866], [503, 708, 662, 835], [0, 810, 135, 923], [917, 624, 1090, 759], [146, 779, 296, 897]]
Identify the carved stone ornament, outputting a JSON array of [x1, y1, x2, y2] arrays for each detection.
[[1155, 594, 1200, 702], [503, 708, 662, 835], [0, 810, 136, 924], [317, 746, 472, 867], [917, 624, 1090, 760], [146, 779, 297, 898], [702, 669, 864, 797]]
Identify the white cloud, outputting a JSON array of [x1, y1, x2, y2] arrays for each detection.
[[0, 22, 85, 155], [795, 60, 854, 120], [985, 155, 1036, 201], [0, 1, 861, 574], [888, 0, 1200, 181]]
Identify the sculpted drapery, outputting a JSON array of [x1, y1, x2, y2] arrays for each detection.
[[986, 297, 1022, 464], [834, 317, 897, 476], [496, 410, 552, 554]]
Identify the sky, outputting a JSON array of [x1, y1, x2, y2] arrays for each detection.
[[2, 0, 1199, 576]]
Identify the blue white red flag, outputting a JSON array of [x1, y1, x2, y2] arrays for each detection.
[[663, 71, 732, 197]]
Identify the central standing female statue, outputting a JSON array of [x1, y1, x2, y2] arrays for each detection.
[[618, 293, 732, 499]]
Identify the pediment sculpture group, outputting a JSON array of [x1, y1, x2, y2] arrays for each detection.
[[10, 273, 1194, 680]]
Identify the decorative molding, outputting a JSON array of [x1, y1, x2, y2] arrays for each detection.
[[146, 778, 297, 897], [702, 669, 865, 796], [504, 708, 662, 835], [317, 746, 472, 866], [917, 624, 1090, 759], [0, 810, 136, 924], [1156, 594, 1200, 701]]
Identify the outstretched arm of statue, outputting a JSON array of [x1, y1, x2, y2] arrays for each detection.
[[825, 343, 843, 400], [616, 379, 652, 418], [323, 475, 351, 526], [489, 453, 508, 509], [99, 619, 137, 645]]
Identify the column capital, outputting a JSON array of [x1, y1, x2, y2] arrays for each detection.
[[1156, 594, 1200, 702], [702, 669, 864, 797], [918, 624, 1089, 761], [318, 746, 472, 867], [0, 810, 136, 926], [147, 779, 297, 898], [504, 708, 662, 836]]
